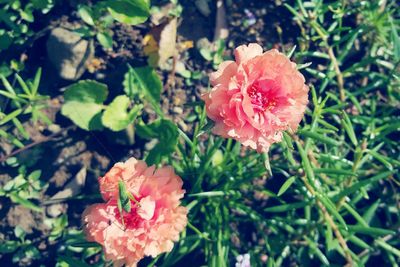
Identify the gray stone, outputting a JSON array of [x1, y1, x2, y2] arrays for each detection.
[[46, 167, 86, 217], [47, 27, 94, 80]]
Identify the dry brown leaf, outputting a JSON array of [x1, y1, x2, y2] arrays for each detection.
[[143, 17, 177, 69]]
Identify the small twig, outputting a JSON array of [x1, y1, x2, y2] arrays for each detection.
[[357, 234, 393, 258], [291, 133, 353, 265], [0, 125, 75, 163], [301, 174, 353, 265], [309, 20, 346, 102], [336, 139, 367, 209], [327, 46, 346, 102]]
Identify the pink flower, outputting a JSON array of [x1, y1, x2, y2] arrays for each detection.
[[82, 158, 188, 267], [202, 43, 309, 152]]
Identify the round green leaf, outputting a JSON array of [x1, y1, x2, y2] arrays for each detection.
[[102, 95, 142, 131], [63, 80, 108, 103], [78, 5, 95, 26], [61, 80, 108, 130], [106, 0, 150, 25]]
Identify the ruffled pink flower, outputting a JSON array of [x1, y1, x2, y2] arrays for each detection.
[[202, 43, 309, 152], [82, 158, 188, 267]]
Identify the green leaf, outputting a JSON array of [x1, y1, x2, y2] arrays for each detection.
[[0, 109, 22, 125], [96, 32, 113, 49], [9, 193, 42, 212], [314, 168, 356, 177], [277, 176, 296, 196], [66, 241, 101, 248], [124, 65, 162, 115], [0, 240, 19, 253], [298, 129, 340, 146], [78, 5, 95, 26], [31, 68, 41, 96], [391, 20, 400, 61], [61, 80, 108, 130], [102, 95, 142, 131], [136, 119, 179, 165], [367, 149, 393, 171], [341, 112, 358, 146], [15, 74, 31, 96], [362, 200, 380, 224], [316, 193, 348, 230], [264, 201, 309, 212], [0, 32, 12, 51], [375, 239, 400, 258], [12, 117, 29, 139], [14, 226, 25, 239], [332, 171, 394, 201], [106, 0, 150, 25], [196, 120, 215, 138], [57, 255, 92, 267], [346, 225, 395, 237], [0, 129, 24, 148], [348, 235, 371, 250]]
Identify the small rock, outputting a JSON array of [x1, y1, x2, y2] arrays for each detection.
[[47, 27, 94, 80], [173, 106, 183, 114], [47, 167, 86, 217], [195, 0, 211, 16]]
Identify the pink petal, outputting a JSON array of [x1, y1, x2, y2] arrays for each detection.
[[234, 43, 263, 64]]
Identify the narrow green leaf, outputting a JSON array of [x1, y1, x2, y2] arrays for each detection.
[[296, 141, 316, 184], [31, 68, 41, 95], [375, 239, 400, 258], [264, 201, 309, 212], [391, 20, 400, 61], [15, 74, 31, 96], [367, 150, 393, 171], [277, 176, 296, 196], [0, 108, 22, 125], [347, 235, 371, 250], [342, 112, 358, 146], [286, 45, 296, 58], [305, 237, 330, 265], [342, 203, 368, 227], [196, 120, 215, 138], [9, 193, 42, 212], [299, 130, 340, 146], [347, 225, 395, 237], [57, 255, 92, 267], [314, 168, 356, 177], [362, 200, 380, 224], [12, 117, 29, 139], [1, 74, 16, 94], [0, 129, 24, 148], [316, 193, 348, 230], [332, 171, 393, 201]]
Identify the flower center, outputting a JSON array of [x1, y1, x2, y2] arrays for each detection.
[[247, 83, 276, 112]]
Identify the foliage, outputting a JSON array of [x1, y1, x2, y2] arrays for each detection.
[[0, 68, 51, 148], [0, 0, 55, 51], [76, 0, 150, 49]]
